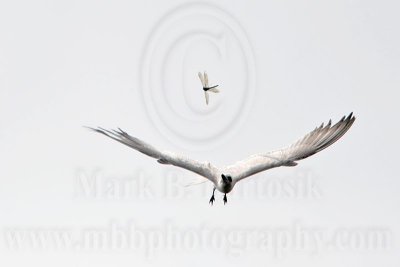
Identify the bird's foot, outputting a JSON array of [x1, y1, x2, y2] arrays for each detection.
[[209, 195, 215, 205], [223, 194, 227, 205]]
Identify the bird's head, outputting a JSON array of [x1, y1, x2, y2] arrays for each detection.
[[221, 174, 232, 184]]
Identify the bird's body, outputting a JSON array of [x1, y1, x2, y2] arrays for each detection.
[[88, 113, 355, 204], [217, 179, 234, 194]]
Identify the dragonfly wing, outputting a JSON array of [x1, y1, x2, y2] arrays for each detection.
[[204, 91, 209, 105], [208, 87, 219, 93], [204, 72, 209, 87], [198, 72, 205, 87]]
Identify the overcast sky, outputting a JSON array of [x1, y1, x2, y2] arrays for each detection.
[[0, 1, 399, 266]]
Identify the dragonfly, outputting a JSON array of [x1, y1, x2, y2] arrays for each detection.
[[198, 71, 220, 105]]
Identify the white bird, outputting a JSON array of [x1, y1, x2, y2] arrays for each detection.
[[87, 113, 355, 205], [198, 71, 219, 105]]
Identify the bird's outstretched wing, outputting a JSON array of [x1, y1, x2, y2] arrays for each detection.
[[225, 113, 356, 182], [87, 127, 220, 183]]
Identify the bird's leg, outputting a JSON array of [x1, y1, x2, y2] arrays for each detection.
[[209, 188, 216, 205], [223, 193, 227, 205]]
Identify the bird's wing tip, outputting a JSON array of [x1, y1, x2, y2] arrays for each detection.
[[84, 126, 102, 132]]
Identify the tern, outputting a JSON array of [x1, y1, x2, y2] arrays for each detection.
[[198, 71, 219, 105], [88, 113, 355, 205]]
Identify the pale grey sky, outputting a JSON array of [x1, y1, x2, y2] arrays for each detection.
[[0, 1, 399, 266]]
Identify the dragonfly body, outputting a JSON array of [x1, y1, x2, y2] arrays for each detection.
[[203, 84, 219, 92]]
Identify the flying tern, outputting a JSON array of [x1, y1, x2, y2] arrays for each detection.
[[88, 112, 355, 205], [198, 71, 219, 105]]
